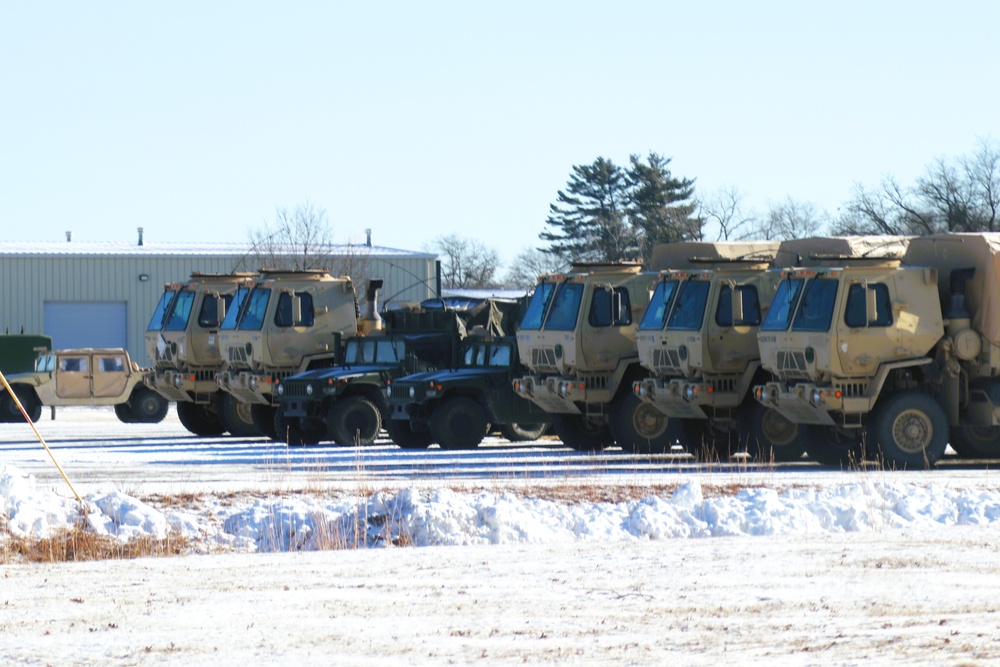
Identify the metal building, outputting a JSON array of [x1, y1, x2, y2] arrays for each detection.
[[0, 236, 438, 365]]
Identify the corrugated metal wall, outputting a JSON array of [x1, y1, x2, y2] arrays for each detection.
[[0, 253, 437, 365]]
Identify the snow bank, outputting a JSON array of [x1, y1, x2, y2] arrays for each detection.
[[6, 464, 1000, 553]]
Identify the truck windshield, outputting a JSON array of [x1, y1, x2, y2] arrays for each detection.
[[163, 291, 196, 331], [760, 278, 804, 331], [791, 278, 839, 332], [236, 288, 271, 331], [542, 282, 584, 331], [220, 287, 250, 331], [639, 280, 678, 330], [147, 290, 176, 331], [520, 282, 556, 330], [666, 280, 710, 331]]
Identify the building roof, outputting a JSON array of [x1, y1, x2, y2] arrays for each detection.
[[0, 240, 436, 259]]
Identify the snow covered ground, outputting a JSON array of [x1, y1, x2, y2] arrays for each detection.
[[3, 408, 1000, 664]]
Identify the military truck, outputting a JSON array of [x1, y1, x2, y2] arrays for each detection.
[[747, 235, 1000, 468], [275, 297, 519, 447], [145, 272, 256, 437], [0, 348, 167, 423], [387, 333, 550, 449], [215, 269, 360, 439], [631, 241, 787, 459]]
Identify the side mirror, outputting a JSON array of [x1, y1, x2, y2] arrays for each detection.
[[216, 295, 227, 325], [731, 285, 745, 325], [865, 284, 878, 325], [292, 294, 303, 325]]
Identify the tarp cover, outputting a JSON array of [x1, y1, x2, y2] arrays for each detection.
[[649, 241, 779, 271], [903, 233, 1000, 347], [773, 236, 910, 268]]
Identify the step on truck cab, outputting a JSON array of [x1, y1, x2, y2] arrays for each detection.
[[276, 297, 519, 447], [1, 348, 167, 424], [144, 272, 255, 436], [632, 241, 783, 459], [388, 332, 550, 450], [216, 269, 360, 438]]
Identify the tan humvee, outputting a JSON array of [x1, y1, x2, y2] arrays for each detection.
[[1, 348, 167, 424]]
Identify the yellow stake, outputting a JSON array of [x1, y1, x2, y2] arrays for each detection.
[[0, 369, 85, 509]]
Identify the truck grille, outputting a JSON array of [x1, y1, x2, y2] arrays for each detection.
[[280, 383, 310, 398], [530, 348, 560, 373], [652, 348, 682, 373], [390, 385, 410, 400], [776, 351, 809, 379]]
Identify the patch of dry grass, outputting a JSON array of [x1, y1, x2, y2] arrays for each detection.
[[1, 521, 189, 564]]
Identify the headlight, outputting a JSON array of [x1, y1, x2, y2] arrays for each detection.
[[173, 376, 182, 387], [306, 384, 314, 396], [811, 389, 822, 405], [249, 376, 258, 389], [276, 384, 284, 396], [558, 382, 568, 397], [684, 385, 695, 400]]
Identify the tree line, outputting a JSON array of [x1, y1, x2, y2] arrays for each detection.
[[248, 137, 999, 291]]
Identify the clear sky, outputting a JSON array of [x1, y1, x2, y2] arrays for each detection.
[[2, 2, 996, 269]]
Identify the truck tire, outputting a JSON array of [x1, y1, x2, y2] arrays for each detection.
[[329, 396, 381, 446], [741, 402, 808, 463], [553, 414, 612, 452], [218, 393, 261, 437], [610, 393, 678, 454], [130, 387, 169, 424], [431, 397, 489, 450], [251, 405, 279, 441], [114, 402, 137, 423], [176, 401, 226, 436], [386, 419, 432, 449], [499, 422, 548, 442], [949, 426, 1000, 459], [805, 425, 868, 467], [871, 391, 948, 469], [2, 387, 41, 423]]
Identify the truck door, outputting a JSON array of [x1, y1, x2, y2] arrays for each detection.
[[55, 353, 91, 399], [92, 352, 129, 398]]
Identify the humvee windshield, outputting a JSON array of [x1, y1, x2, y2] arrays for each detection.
[[464, 342, 512, 367], [760, 278, 804, 331], [163, 291, 196, 331], [148, 290, 177, 331], [667, 280, 711, 331], [344, 338, 405, 364], [221, 287, 250, 330], [520, 282, 556, 330], [35, 353, 55, 373], [639, 280, 679, 330]]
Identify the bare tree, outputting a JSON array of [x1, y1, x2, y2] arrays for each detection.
[[835, 137, 1000, 236], [240, 201, 336, 271], [697, 186, 760, 241], [430, 234, 502, 289], [501, 247, 569, 291], [763, 198, 828, 240]]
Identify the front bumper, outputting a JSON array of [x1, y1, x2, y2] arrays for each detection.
[[632, 377, 743, 419], [512, 376, 584, 414], [752, 381, 876, 426], [216, 372, 273, 405]]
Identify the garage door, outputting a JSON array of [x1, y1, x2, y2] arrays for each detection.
[[44, 301, 128, 350]]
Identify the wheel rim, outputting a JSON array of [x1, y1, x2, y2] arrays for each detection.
[[235, 401, 254, 426], [760, 408, 798, 447], [891, 409, 933, 455], [632, 403, 668, 439]]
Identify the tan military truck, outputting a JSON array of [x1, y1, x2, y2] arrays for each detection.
[[632, 241, 785, 459], [0, 348, 168, 423], [749, 235, 993, 468], [216, 269, 359, 438], [145, 272, 256, 436]]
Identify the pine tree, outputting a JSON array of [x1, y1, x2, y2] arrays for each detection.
[[626, 152, 701, 262]]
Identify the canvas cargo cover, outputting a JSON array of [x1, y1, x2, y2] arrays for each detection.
[[903, 233, 1000, 347], [649, 241, 779, 271], [773, 236, 910, 268]]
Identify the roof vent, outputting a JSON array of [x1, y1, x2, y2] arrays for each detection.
[[365, 228, 372, 247], [66, 231, 72, 242], [137, 227, 144, 246]]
